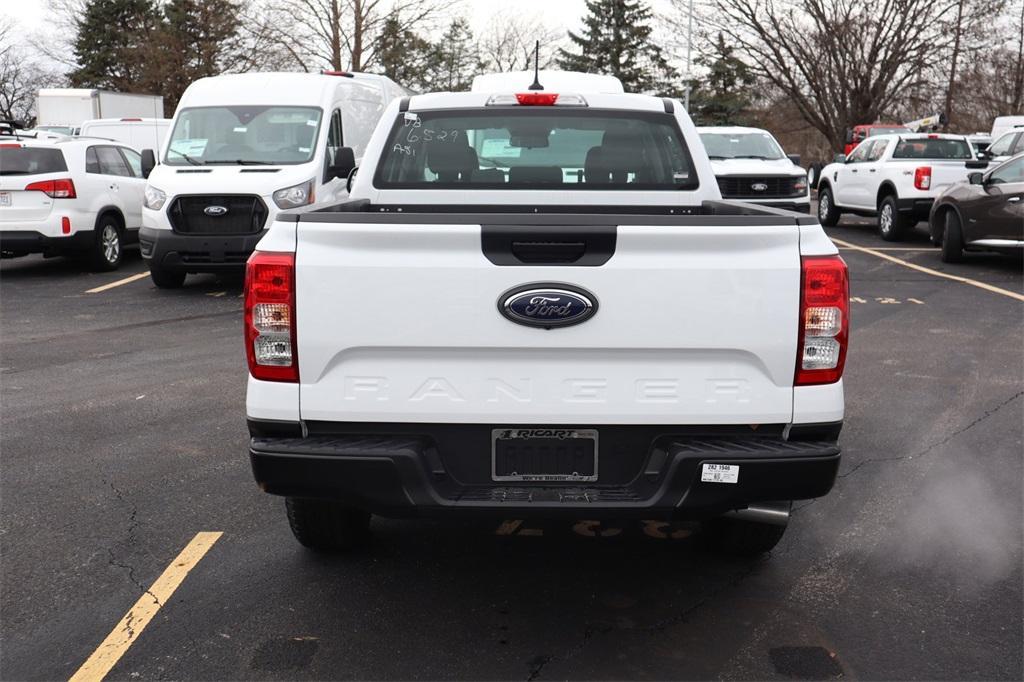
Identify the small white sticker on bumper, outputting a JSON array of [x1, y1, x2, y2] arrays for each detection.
[[701, 463, 739, 484]]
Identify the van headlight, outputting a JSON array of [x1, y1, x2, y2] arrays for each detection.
[[273, 179, 315, 209], [144, 185, 167, 210]]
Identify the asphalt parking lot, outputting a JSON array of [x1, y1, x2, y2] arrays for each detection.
[[1, 212, 1021, 681]]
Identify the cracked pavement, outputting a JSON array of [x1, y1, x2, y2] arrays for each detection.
[[1, 215, 1021, 680]]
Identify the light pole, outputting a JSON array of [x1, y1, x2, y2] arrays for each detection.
[[683, 0, 694, 110]]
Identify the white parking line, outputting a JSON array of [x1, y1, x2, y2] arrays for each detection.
[[85, 272, 149, 294], [832, 238, 1024, 303]]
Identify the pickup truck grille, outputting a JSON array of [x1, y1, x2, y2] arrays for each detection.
[[716, 175, 803, 199], [168, 195, 268, 235]]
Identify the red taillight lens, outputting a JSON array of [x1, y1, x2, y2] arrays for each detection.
[[914, 166, 932, 190], [795, 255, 849, 386], [24, 178, 76, 198], [515, 92, 559, 106], [244, 251, 298, 382]]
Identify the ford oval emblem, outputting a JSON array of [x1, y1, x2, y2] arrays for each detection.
[[498, 284, 597, 329], [204, 205, 229, 216], [751, 182, 768, 192]]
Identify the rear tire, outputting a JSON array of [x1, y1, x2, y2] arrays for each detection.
[[89, 217, 123, 271], [148, 262, 186, 289], [877, 195, 912, 241], [941, 210, 966, 263], [702, 506, 790, 556], [817, 186, 840, 227], [285, 497, 371, 551]]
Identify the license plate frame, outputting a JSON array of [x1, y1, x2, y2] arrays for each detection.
[[491, 428, 598, 483], [0, 192, 11, 207]]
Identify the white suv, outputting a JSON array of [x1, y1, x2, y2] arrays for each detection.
[[0, 137, 147, 270]]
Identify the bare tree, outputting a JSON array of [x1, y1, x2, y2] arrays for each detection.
[[477, 10, 563, 72], [0, 19, 64, 124], [696, 0, 989, 150], [269, 0, 457, 72]]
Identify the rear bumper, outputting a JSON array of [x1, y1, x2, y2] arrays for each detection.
[[0, 229, 93, 256], [897, 197, 934, 219], [139, 225, 265, 272], [249, 422, 841, 519]]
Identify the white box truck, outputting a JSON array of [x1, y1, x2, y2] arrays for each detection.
[[35, 89, 164, 135]]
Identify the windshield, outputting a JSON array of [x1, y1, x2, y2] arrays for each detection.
[[374, 109, 697, 190], [699, 132, 785, 160], [892, 138, 973, 160], [0, 147, 68, 175], [165, 106, 322, 166]]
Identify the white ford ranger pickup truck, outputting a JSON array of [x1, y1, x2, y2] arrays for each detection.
[[244, 89, 849, 555]]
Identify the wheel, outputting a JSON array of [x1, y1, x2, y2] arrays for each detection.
[[941, 210, 965, 263], [89, 217, 123, 271], [817, 186, 840, 226], [148, 262, 186, 288], [877, 195, 912, 241], [702, 505, 791, 556], [285, 497, 371, 551]]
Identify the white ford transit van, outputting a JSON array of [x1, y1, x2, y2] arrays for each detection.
[[139, 72, 407, 288]]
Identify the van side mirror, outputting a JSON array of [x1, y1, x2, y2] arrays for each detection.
[[327, 147, 356, 181], [141, 149, 156, 178], [968, 172, 984, 185], [787, 153, 801, 166], [833, 154, 846, 164]]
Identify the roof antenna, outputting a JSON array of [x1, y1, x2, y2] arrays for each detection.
[[528, 41, 543, 90]]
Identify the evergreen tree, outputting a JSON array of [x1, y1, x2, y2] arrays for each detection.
[[688, 33, 756, 125], [375, 15, 434, 92], [162, 0, 242, 112], [424, 18, 483, 92], [556, 0, 677, 95], [70, 0, 163, 93]]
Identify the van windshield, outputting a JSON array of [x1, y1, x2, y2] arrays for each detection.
[[374, 109, 697, 190], [165, 106, 322, 166], [699, 132, 785, 160]]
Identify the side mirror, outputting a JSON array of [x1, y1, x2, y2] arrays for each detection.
[[328, 147, 356, 181], [968, 172, 984, 185], [833, 154, 847, 164], [844, 129, 853, 144], [141, 149, 156, 178], [787, 153, 801, 167]]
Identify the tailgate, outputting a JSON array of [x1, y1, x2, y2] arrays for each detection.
[[295, 218, 800, 425], [0, 176, 58, 223]]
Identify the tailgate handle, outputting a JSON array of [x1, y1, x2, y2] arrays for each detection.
[[511, 240, 586, 263]]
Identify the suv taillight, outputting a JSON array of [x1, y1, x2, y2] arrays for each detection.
[[795, 255, 849, 386], [914, 166, 932, 190], [24, 178, 76, 198], [244, 251, 298, 382]]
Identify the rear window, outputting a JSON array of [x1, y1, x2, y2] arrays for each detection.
[[0, 147, 68, 175], [892, 138, 972, 160], [374, 109, 697, 190]]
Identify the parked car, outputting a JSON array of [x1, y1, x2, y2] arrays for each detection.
[[979, 128, 1024, 165], [0, 137, 146, 269], [139, 71, 408, 289], [817, 133, 987, 240], [929, 152, 1024, 262], [244, 84, 848, 556], [990, 115, 1024, 141], [79, 118, 172, 161], [697, 126, 810, 212]]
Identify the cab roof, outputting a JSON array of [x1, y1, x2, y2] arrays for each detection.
[[405, 91, 671, 113], [697, 126, 774, 135], [177, 72, 389, 109]]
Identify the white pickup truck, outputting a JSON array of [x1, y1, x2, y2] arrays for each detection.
[[244, 86, 849, 556], [816, 133, 988, 240]]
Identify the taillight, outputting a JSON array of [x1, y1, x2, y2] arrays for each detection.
[[795, 255, 849, 386], [244, 251, 298, 382], [24, 178, 76, 198], [914, 166, 931, 190]]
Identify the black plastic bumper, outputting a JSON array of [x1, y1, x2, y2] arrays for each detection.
[[755, 201, 811, 213], [249, 424, 841, 520], [897, 197, 934, 218], [139, 225, 265, 273], [0, 230, 93, 256]]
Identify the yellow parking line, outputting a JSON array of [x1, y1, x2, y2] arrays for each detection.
[[85, 272, 149, 294], [832, 238, 1024, 303], [69, 532, 222, 682]]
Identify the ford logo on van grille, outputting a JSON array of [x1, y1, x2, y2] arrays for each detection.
[[499, 284, 597, 329], [203, 205, 229, 216]]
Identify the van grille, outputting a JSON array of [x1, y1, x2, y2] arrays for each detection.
[[716, 176, 803, 199], [168, 195, 268, 235]]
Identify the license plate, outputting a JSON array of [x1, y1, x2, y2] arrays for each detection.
[[492, 428, 598, 482], [0, 192, 10, 207]]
